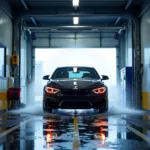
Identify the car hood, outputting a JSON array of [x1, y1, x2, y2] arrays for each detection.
[[47, 79, 105, 89]]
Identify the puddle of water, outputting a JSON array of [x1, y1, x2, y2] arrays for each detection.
[[108, 105, 144, 115]]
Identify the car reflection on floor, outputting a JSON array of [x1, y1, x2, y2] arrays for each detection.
[[0, 110, 149, 150]]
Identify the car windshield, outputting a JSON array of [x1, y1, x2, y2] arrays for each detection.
[[51, 67, 100, 80]]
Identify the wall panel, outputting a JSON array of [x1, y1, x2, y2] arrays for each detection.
[[141, 8, 150, 110], [33, 32, 117, 48], [101, 38, 118, 47], [125, 19, 132, 66], [0, 5, 12, 110], [0, 8, 12, 77]]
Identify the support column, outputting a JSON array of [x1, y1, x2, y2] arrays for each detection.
[[132, 17, 141, 109], [13, 18, 35, 105], [116, 46, 120, 86], [12, 19, 22, 87]]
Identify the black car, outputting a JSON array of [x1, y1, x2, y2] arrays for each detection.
[[43, 66, 109, 113]]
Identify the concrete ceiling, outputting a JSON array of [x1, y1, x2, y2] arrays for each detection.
[[11, 0, 150, 32], [12, 0, 148, 9], [13, 0, 128, 8]]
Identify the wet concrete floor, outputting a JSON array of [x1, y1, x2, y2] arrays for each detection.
[[0, 109, 149, 150]]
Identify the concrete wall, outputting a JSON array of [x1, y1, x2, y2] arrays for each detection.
[[0, 3, 12, 110], [141, 8, 150, 110]]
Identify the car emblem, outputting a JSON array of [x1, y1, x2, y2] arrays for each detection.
[[74, 86, 78, 90]]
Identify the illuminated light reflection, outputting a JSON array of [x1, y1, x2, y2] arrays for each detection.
[[93, 120, 108, 126], [46, 133, 52, 143], [45, 142, 54, 150], [100, 133, 106, 145], [100, 133, 106, 141], [46, 143, 51, 148]]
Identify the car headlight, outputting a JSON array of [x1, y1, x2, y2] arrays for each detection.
[[45, 87, 60, 94], [92, 87, 106, 94]]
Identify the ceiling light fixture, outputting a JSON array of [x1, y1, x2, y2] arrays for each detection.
[[73, 0, 79, 7], [73, 17, 79, 25]]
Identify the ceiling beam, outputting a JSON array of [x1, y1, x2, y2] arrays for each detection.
[[20, 0, 37, 26], [30, 17, 37, 26], [14, 6, 124, 16], [20, 0, 29, 11], [139, 4, 150, 17], [125, 0, 133, 10], [25, 26, 125, 31], [115, 17, 121, 25]]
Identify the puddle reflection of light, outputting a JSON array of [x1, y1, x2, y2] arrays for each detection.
[[46, 143, 54, 150], [94, 132, 106, 145], [46, 133, 58, 142], [96, 148, 114, 150], [93, 121, 108, 126], [46, 134, 55, 150], [100, 133, 106, 145], [46, 134, 52, 143]]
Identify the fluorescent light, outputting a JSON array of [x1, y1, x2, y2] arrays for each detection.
[[73, 17, 79, 25], [73, 0, 79, 7]]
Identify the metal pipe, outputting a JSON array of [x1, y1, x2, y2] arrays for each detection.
[[34, 37, 116, 39], [118, 26, 126, 34], [28, 30, 119, 34], [30, 17, 37, 26], [21, 0, 29, 11], [0, 5, 13, 19], [26, 26, 125, 30], [138, 4, 150, 17], [125, 0, 133, 10], [115, 17, 121, 25]]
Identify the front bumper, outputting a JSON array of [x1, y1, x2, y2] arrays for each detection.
[[43, 95, 108, 109]]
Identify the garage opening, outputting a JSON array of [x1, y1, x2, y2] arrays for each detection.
[[35, 48, 117, 104]]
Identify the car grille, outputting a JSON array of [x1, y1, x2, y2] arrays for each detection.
[[61, 89, 90, 96]]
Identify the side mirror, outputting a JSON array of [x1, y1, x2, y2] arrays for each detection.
[[43, 75, 50, 80], [101, 75, 109, 80]]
